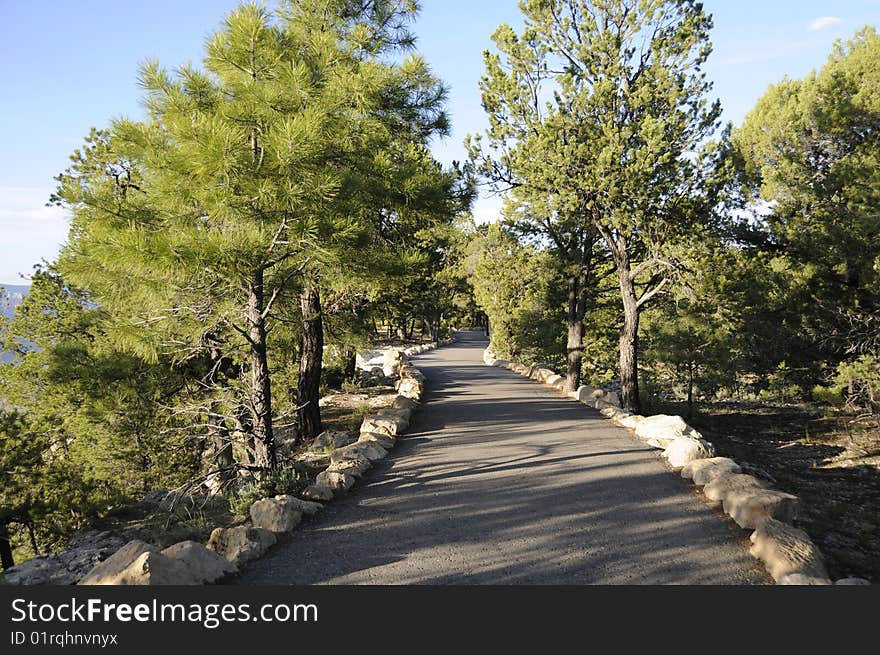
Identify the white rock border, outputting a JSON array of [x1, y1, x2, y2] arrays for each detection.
[[64, 342, 445, 586], [484, 349, 870, 586]]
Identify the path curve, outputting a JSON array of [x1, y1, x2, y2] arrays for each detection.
[[236, 331, 769, 584]]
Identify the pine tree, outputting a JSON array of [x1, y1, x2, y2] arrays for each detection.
[[471, 0, 724, 410], [53, 1, 452, 463]]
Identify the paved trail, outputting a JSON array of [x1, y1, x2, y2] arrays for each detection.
[[237, 331, 769, 584]]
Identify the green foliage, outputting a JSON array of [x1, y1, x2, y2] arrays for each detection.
[[834, 355, 880, 413], [733, 26, 880, 358], [227, 463, 310, 516], [464, 223, 565, 366]]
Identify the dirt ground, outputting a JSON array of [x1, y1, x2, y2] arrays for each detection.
[[656, 401, 880, 582]]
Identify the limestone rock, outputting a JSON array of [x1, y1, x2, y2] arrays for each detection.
[[703, 472, 769, 503], [0, 530, 126, 585], [602, 392, 621, 407], [778, 573, 833, 585], [315, 470, 356, 493], [392, 395, 419, 411], [492, 359, 510, 368], [161, 541, 236, 583], [835, 578, 871, 585], [274, 495, 323, 517], [662, 436, 716, 468], [545, 374, 563, 386], [249, 497, 303, 533], [681, 457, 741, 486], [397, 378, 423, 400], [78, 540, 157, 585], [723, 489, 799, 529], [749, 518, 829, 582], [301, 484, 333, 502], [310, 431, 357, 451], [597, 402, 626, 419], [361, 415, 401, 436], [79, 540, 199, 586], [574, 386, 604, 403], [634, 414, 702, 448], [326, 454, 372, 477], [207, 526, 276, 567], [532, 367, 556, 383], [358, 431, 396, 449], [375, 408, 410, 431], [615, 414, 645, 430], [332, 440, 388, 463]]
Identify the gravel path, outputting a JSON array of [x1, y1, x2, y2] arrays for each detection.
[[236, 331, 770, 584]]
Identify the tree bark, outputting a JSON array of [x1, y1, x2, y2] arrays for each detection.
[[564, 273, 589, 393], [247, 269, 275, 470], [343, 347, 357, 381], [297, 285, 323, 441], [0, 520, 14, 570], [617, 260, 641, 413]]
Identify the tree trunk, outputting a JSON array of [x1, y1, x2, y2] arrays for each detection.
[[247, 269, 275, 470], [343, 347, 357, 381], [297, 285, 323, 441], [686, 361, 694, 420], [564, 273, 589, 393], [212, 413, 235, 484], [618, 263, 641, 413], [0, 520, 14, 570]]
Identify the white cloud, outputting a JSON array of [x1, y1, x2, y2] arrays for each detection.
[[0, 186, 69, 284], [809, 16, 843, 31], [471, 193, 505, 225]]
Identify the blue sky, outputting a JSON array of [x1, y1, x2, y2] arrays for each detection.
[[1, 0, 878, 284]]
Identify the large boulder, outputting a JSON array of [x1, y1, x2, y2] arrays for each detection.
[[315, 470, 356, 493], [483, 349, 496, 365], [545, 374, 563, 387], [681, 457, 741, 486], [161, 541, 236, 583], [207, 526, 276, 567], [662, 437, 716, 468], [703, 472, 769, 503], [634, 414, 702, 449], [723, 488, 799, 529], [249, 497, 303, 533], [0, 530, 126, 586], [749, 518, 829, 582], [79, 540, 199, 586], [78, 540, 156, 585]]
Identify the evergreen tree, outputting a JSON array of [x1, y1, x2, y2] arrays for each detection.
[[471, 0, 724, 410]]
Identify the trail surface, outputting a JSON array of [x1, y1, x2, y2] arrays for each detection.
[[237, 331, 768, 584]]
